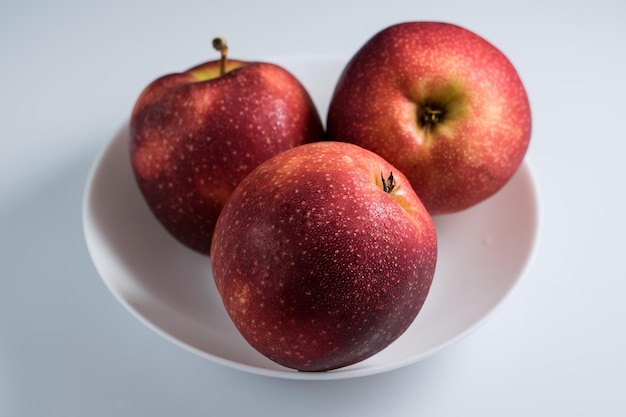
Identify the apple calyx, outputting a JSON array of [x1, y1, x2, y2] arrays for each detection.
[[381, 171, 396, 193], [418, 103, 445, 132], [212, 37, 229, 76]]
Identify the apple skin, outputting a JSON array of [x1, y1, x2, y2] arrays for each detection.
[[327, 21, 532, 214], [210, 141, 437, 372], [130, 59, 324, 255]]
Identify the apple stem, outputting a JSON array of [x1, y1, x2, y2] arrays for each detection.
[[381, 172, 396, 194], [212, 37, 229, 76]]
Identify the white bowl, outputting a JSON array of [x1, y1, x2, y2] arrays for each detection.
[[82, 56, 540, 380]]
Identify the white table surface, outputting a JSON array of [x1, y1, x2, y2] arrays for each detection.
[[2, 0, 625, 415]]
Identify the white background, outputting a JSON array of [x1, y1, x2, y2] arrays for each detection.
[[1, 0, 625, 416]]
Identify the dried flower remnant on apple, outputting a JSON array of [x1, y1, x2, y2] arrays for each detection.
[[381, 171, 396, 193], [418, 104, 444, 132]]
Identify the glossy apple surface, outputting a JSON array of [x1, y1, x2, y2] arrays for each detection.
[[130, 58, 324, 255], [210, 141, 437, 371], [327, 21, 532, 214]]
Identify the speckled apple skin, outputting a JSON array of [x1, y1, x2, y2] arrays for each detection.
[[130, 60, 324, 255], [211, 142, 437, 372], [327, 22, 532, 214]]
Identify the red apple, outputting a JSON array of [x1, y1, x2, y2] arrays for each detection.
[[130, 39, 324, 255], [327, 22, 532, 214], [210, 141, 437, 372]]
